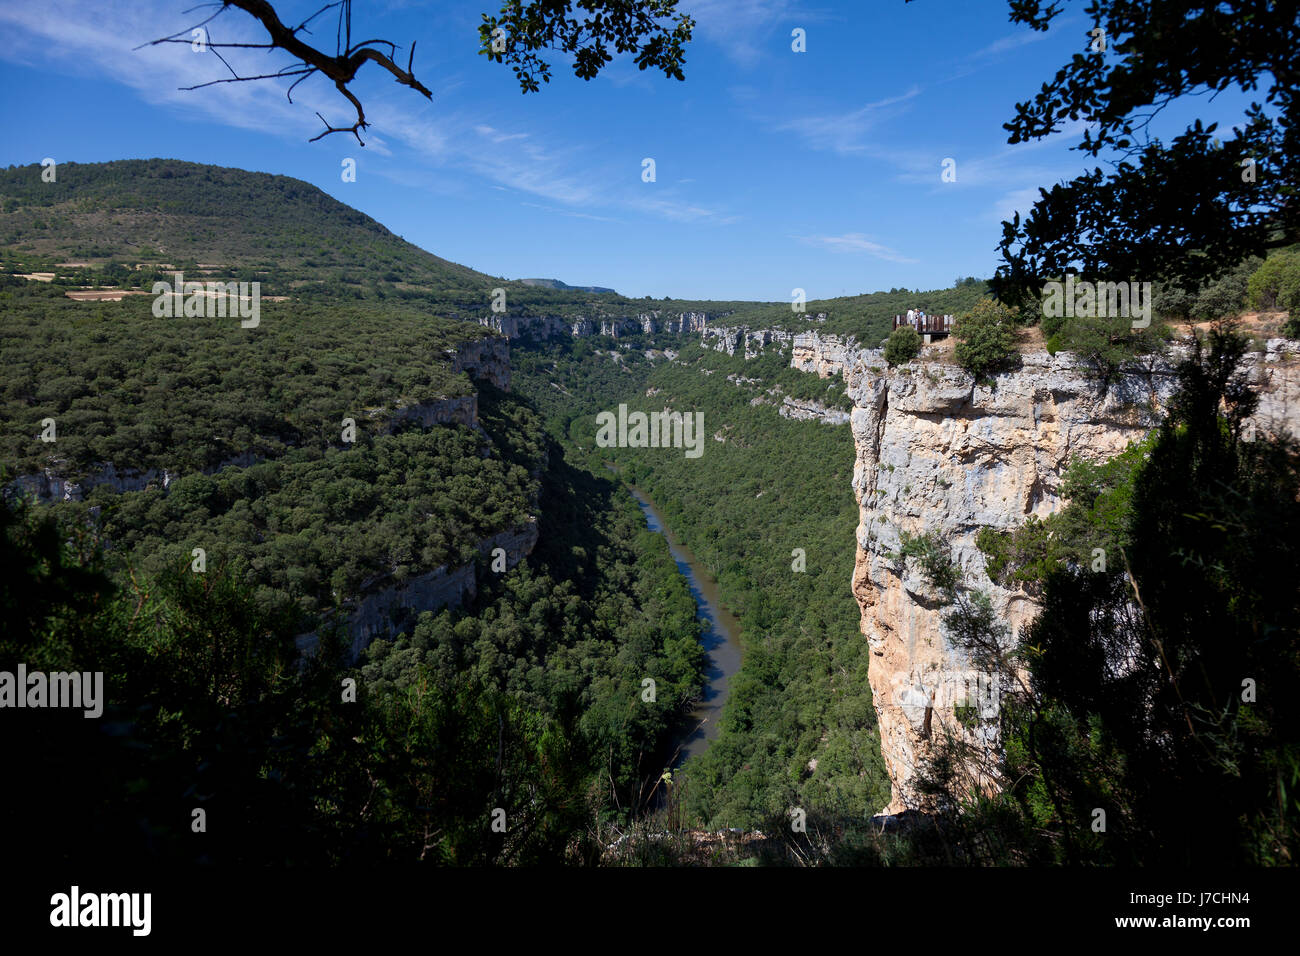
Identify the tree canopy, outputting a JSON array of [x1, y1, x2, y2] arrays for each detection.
[[966, 0, 1300, 303]]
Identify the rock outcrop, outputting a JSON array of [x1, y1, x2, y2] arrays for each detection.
[[791, 332, 858, 379], [778, 396, 850, 425], [296, 517, 540, 662], [660, 311, 710, 335], [802, 339, 1300, 813], [381, 394, 479, 432], [702, 325, 793, 358], [702, 326, 742, 356], [478, 314, 520, 338], [745, 328, 793, 358], [481, 310, 719, 341], [10, 451, 262, 503], [451, 334, 511, 390]]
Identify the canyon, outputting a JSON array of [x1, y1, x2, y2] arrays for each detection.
[[791, 332, 1300, 812], [17, 298, 1299, 808]]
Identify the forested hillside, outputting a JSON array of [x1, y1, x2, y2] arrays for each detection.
[[1, 160, 715, 864], [0, 158, 491, 294], [0, 279, 486, 477], [0, 159, 766, 319], [2, 433, 705, 863]]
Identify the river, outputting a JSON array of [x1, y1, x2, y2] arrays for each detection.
[[625, 485, 744, 767]]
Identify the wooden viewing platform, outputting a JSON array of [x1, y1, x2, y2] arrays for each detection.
[[893, 313, 954, 342]]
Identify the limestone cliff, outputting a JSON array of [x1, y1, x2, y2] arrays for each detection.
[[11, 451, 262, 503], [797, 334, 1300, 813], [481, 310, 717, 341], [701, 325, 793, 358], [296, 517, 540, 662], [777, 396, 850, 425], [791, 331, 858, 378], [451, 334, 511, 391], [380, 394, 480, 432]]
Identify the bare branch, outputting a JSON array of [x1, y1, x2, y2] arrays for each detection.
[[180, 68, 313, 93], [148, 0, 432, 143]]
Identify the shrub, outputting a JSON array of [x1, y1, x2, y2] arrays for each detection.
[[1059, 312, 1132, 370], [884, 325, 922, 366], [1054, 313, 1167, 391], [975, 526, 1013, 582], [1040, 307, 1067, 339], [1192, 279, 1246, 320], [1248, 249, 1300, 315], [954, 297, 1018, 380], [897, 530, 959, 593], [1153, 282, 1196, 322], [1190, 257, 1260, 320]]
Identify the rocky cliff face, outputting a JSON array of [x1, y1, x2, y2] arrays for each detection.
[[296, 518, 540, 662], [480, 310, 718, 341], [451, 334, 511, 390], [381, 394, 480, 432], [778, 396, 850, 425], [791, 331, 858, 378], [11, 452, 263, 503], [701, 325, 793, 358], [797, 334, 1300, 813], [659, 311, 710, 335]]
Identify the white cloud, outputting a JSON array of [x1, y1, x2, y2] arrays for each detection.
[[521, 202, 621, 223], [628, 195, 739, 224], [0, 1, 341, 139], [474, 125, 529, 144], [889, 119, 1092, 189], [776, 87, 922, 154], [969, 30, 1052, 60], [683, 0, 796, 68], [793, 233, 917, 264]]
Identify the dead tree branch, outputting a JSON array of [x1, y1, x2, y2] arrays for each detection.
[[142, 0, 432, 145]]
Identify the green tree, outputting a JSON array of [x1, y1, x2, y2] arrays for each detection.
[[953, 297, 1018, 380], [1053, 312, 1167, 392], [1056, 313, 1136, 387], [1248, 249, 1300, 319], [979, 0, 1300, 302], [1153, 282, 1196, 322], [1191, 256, 1260, 320], [480, 0, 694, 92], [884, 325, 922, 366]]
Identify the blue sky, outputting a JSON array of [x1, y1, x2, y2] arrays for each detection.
[[0, 0, 1263, 300]]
